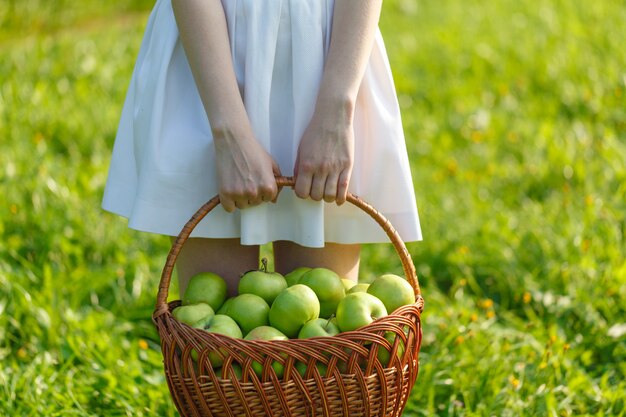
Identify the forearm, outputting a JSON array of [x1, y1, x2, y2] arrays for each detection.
[[171, 0, 250, 138], [316, 0, 383, 119]]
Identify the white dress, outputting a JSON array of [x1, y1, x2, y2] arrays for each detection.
[[102, 0, 422, 248]]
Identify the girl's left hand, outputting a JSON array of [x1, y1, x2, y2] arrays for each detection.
[[294, 102, 354, 205]]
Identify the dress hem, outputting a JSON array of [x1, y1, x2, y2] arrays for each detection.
[[101, 201, 423, 248]]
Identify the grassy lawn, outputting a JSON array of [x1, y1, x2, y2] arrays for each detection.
[[1, 0, 625, 415]]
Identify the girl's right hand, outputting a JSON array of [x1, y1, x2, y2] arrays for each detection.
[[213, 126, 281, 213], [171, 1, 280, 212]]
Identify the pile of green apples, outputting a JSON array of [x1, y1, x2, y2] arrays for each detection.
[[172, 259, 416, 374]]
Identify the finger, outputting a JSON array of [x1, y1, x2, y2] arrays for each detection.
[[220, 195, 236, 213], [258, 182, 275, 204], [234, 199, 248, 210], [293, 154, 300, 177], [336, 170, 351, 205], [295, 170, 313, 199], [272, 158, 282, 178], [242, 186, 262, 206], [309, 173, 327, 201], [323, 172, 340, 203], [248, 195, 263, 206]]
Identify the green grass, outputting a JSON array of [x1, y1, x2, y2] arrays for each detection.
[[1, 0, 625, 415]]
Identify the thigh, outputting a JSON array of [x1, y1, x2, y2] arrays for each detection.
[[273, 241, 361, 281], [173, 237, 259, 298]]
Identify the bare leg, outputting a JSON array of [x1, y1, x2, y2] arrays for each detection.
[[173, 237, 259, 298], [273, 241, 361, 282]]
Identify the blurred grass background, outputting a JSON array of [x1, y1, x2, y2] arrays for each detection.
[[1, 0, 625, 415]]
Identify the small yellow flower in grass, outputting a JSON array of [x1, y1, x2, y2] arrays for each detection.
[[470, 313, 478, 322], [508, 375, 520, 389], [523, 292, 531, 304], [446, 159, 458, 176], [550, 335, 557, 344], [17, 347, 27, 359], [539, 362, 548, 370], [507, 131, 517, 142], [581, 239, 590, 253], [138, 339, 149, 350], [458, 246, 470, 256], [455, 335, 465, 345], [563, 343, 570, 352], [486, 311, 495, 319], [585, 194, 594, 206], [478, 299, 493, 309], [459, 279, 467, 287], [562, 183, 571, 196], [464, 171, 477, 182], [10, 204, 18, 215]]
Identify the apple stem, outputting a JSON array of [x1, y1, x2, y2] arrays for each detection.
[[260, 257, 268, 273], [325, 315, 335, 331]]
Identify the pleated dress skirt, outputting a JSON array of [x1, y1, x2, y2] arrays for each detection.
[[102, 0, 422, 248]]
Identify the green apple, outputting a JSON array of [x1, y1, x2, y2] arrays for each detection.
[[183, 272, 228, 311], [298, 318, 340, 339], [172, 303, 215, 328], [347, 283, 370, 294], [238, 258, 287, 305], [244, 326, 288, 378], [336, 292, 388, 332], [269, 284, 320, 338], [299, 268, 346, 318], [199, 314, 243, 367], [376, 332, 406, 367], [217, 297, 235, 315], [191, 314, 242, 366], [341, 278, 357, 292], [295, 361, 328, 378], [244, 325, 289, 341], [218, 363, 242, 379], [225, 363, 243, 379], [223, 294, 270, 335], [204, 314, 243, 338], [367, 274, 416, 314], [284, 266, 312, 287]]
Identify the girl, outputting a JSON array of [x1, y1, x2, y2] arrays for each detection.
[[102, 0, 422, 297]]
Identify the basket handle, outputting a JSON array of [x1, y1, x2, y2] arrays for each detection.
[[154, 176, 422, 316]]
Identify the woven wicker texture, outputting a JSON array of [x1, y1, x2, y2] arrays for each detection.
[[153, 176, 424, 417]]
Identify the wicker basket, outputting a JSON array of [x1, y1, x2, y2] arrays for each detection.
[[152, 176, 425, 417]]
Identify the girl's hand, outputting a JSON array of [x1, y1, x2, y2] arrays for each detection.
[[293, 0, 382, 206], [294, 100, 354, 205], [214, 126, 281, 212], [172, 1, 281, 212]]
